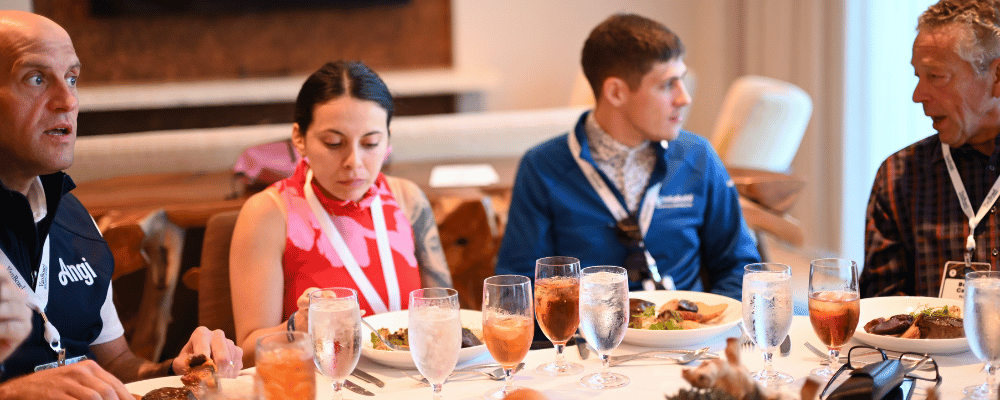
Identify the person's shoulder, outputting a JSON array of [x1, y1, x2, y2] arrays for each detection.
[[669, 131, 715, 154], [879, 134, 939, 170], [524, 133, 571, 158], [51, 193, 104, 242]]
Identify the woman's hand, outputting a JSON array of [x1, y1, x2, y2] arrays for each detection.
[[290, 287, 320, 332]]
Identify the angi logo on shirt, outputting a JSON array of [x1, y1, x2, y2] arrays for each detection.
[[657, 194, 694, 209], [58, 257, 97, 286]]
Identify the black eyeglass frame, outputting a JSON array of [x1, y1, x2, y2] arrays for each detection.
[[819, 344, 942, 399]]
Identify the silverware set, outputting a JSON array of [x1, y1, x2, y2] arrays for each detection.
[[608, 347, 719, 367]]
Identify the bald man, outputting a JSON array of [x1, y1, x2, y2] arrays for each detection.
[[0, 11, 242, 399]]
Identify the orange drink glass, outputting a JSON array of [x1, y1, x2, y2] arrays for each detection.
[[254, 331, 316, 400]]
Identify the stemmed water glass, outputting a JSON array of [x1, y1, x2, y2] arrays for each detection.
[[408, 288, 462, 399], [964, 271, 1000, 399], [742, 263, 793, 386], [309, 288, 362, 400], [482, 275, 534, 400], [807, 258, 860, 379], [534, 256, 584, 376], [578, 266, 629, 389]]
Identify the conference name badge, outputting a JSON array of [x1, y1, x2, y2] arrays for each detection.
[[938, 261, 991, 301]]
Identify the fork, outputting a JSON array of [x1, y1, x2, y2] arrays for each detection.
[[608, 347, 717, 366], [739, 325, 756, 352]]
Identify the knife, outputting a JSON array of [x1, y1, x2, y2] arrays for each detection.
[[351, 368, 385, 388], [574, 332, 590, 360], [779, 334, 792, 357], [344, 379, 375, 396]]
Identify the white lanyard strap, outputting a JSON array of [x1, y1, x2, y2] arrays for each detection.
[[303, 169, 400, 313], [567, 130, 660, 233], [941, 144, 1000, 255], [568, 131, 664, 284], [2, 237, 63, 355]]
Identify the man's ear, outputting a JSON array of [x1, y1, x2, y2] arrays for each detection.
[[992, 58, 1000, 98], [291, 123, 307, 155], [602, 77, 631, 107]]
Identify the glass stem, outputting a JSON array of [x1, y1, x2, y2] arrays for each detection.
[[828, 349, 840, 367], [554, 343, 566, 367], [432, 382, 443, 399], [600, 353, 610, 377], [332, 381, 344, 400], [762, 351, 774, 377], [502, 367, 515, 394], [987, 363, 998, 391]]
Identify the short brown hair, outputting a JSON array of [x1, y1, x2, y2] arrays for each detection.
[[581, 14, 684, 99], [919, 0, 1000, 73]]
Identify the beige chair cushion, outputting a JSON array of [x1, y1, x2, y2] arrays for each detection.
[[198, 210, 240, 339]]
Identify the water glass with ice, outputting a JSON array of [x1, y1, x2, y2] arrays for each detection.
[[742, 263, 793, 386], [963, 271, 1000, 400], [408, 288, 462, 399], [578, 265, 629, 389], [308, 288, 362, 400]]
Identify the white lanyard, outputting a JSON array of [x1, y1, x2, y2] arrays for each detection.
[[941, 143, 1000, 257], [567, 130, 661, 233], [567, 131, 665, 285], [303, 169, 400, 314], [1, 237, 64, 357]]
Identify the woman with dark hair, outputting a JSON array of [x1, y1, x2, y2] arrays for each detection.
[[229, 61, 450, 363]]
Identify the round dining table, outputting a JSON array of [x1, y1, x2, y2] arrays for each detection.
[[126, 316, 987, 399]]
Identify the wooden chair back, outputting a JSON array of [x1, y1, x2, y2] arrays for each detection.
[[437, 197, 503, 310]]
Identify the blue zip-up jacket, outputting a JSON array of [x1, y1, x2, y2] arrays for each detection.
[[496, 112, 759, 299]]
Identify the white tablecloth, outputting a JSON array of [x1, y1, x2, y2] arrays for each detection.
[[127, 316, 988, 399]]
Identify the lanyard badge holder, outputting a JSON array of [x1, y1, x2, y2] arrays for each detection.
[[2, 239, 88, 372], [938, 144, 996, 300]]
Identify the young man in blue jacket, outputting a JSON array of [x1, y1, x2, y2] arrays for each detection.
[[496, 14, 759, 300]]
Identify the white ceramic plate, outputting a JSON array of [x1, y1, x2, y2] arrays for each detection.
[[360, 309, 488, 369], [622, 290, 742, 348], [126, 375, 254, 398], [853, 296, 969, 355]]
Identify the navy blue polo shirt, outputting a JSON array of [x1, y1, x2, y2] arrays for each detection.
[[0, 173, 123, 381]]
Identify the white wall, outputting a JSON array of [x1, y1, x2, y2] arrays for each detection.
[[0, 0, 32, 11]]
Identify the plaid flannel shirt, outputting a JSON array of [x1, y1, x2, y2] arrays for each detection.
[[862, 134, 1000, 297]]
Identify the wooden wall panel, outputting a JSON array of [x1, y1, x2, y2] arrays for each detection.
[[34, 0, 452, 84]]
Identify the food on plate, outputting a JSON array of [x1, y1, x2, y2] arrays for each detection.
[[863, 305, 964, 339], [179, 354, 218, 390], [371, 327, 483, 350], [628, 298, 728, 330], [141, 387, 196, 400]]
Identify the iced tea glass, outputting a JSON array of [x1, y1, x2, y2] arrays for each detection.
[[482, 275, 534, 400], [254, 331, 316, 400], [534, 256, 584, 376], [807, 258, 860, 379]]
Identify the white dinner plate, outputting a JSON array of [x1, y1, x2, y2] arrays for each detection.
[[125, 375, 254, 398], [853, 296, 969, 355], [360, 309, 489, 369], [622, 290, 742, 348]]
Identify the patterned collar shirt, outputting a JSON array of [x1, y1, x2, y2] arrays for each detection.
[[584, 112, 657, 214], [862, 134, 1000, 297]]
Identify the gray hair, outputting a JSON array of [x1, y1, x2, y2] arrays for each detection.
[[918, 0, 1000, 74]]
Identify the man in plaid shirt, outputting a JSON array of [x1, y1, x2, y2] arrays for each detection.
[[863, 0, 1000, 297]]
